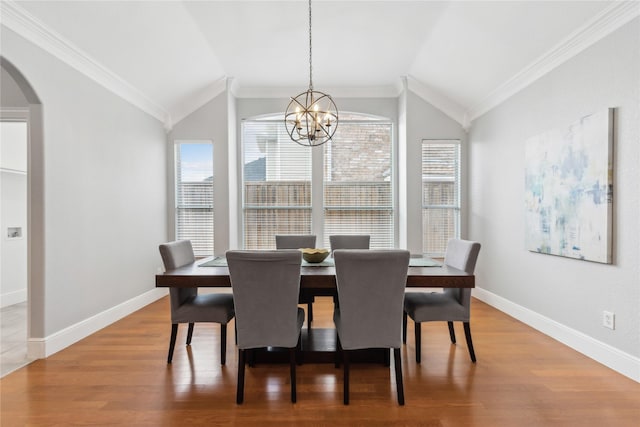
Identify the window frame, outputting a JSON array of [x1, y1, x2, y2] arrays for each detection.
[[174, 140, 215, 257], [240, 113, 394, 250], [421, 139, 461, 257]]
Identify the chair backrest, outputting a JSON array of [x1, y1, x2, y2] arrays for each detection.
[[159, 240, 195, 270], [159, 240, 198, 314], [329, 235, 370, 253], [275, 234, 317, 249], [443, 239, 481, 311], [226, 250, 302, 349], [333, 249, 410, 350]]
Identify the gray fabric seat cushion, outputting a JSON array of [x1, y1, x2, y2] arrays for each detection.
[[404, 291, 468, 323], [171, 293, 235, 324]]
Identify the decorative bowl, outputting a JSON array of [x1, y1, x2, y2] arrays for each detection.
[[300, 248, 330, 263]]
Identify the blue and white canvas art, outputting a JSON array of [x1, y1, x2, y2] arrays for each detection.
[[524, 109, 613, 264]]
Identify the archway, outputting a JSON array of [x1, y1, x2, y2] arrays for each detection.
[[1, 56, 45, 364]]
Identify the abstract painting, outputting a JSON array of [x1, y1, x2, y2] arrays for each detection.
[[524, 109, 613, 263]]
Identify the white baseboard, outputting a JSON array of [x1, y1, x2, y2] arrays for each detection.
[[27, 288, 168, 359], [1, 289, 27, 308], [473, 287, 640, 383]]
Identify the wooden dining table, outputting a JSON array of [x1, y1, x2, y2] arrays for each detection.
[[155, 256, 474, 363]]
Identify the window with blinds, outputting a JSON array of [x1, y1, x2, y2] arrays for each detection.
[[422, 140, 460, 256], [323, 118, 393, 249], [175, 141, 214, 257], [242, 120, 312, 249]]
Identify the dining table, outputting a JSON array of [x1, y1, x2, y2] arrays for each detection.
[[155, 255, 474, 363]]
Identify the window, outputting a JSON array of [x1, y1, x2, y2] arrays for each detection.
[[422, 140, 460, 256], [242, 120, 312, 249], [242, 113, 393, 249], [323, 116, 393, 248], [175, 141, 214, 257]]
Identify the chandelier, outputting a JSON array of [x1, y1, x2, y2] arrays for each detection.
[[284, 0, 338, 147]]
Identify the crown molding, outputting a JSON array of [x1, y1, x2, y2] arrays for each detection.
[[169, 77, 228, 128], [405, 75, 468, 129], [468, 1, 640, 121], [0, 1, 170, 125]]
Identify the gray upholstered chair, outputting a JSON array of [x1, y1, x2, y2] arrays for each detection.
[[329, 234, 370, 252], [226, 250, 305, 404], [275, 234, 316, 326], [333, 249, 410, 405], [159, 240, 235, 364], [403, 239, 481, 363]]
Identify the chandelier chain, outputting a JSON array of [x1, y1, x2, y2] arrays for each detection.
[[308, 0, 313, 90]]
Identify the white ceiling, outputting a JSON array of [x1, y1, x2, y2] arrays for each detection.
[[5, 1, 630, 127]]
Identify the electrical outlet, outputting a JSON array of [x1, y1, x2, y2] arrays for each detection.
[[602, 311, 615, 330]]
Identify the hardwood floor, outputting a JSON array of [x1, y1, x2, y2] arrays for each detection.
[[1, 296, 638, 426]]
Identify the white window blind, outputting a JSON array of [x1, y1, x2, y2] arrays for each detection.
[[323, 118, 393, 249], [422, 140, 460, 256], [175, 141, 214, 257], [242, 120, 312, 249]]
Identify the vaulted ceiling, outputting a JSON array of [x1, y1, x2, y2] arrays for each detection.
[[3, 1, 636, 129]]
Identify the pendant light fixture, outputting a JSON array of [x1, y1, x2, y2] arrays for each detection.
[[284, 0, 338, 147]]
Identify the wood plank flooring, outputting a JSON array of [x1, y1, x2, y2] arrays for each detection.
[[1, 296, 638, 426]]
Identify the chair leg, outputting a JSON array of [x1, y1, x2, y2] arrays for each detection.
[[220, 324, 227, 365], [335, 335, 342, 368], [463, 322, 477, 363], [414, 321, 421, 363], [248, 349, 255, 367], [167, 324, 178, 363], [343, 350, 350, 405], [237, 349, 245, 404], [393, 348, 405, 406], [186, 323, 194, 345], [307, 302, 313, 325], [448, 321, 456, 344], [402, 311, 407, 344], [289, 348, 297, 403]]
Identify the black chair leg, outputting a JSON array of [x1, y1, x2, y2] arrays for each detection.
[[335, 335, 342, 368], [343, 350, 350, 405], [221, 324, 227, 365], [415, 321, 421, 363], [237, 349, 245, 404], [248, 349, 255, 367], [448, 321, 456, 344], [307, 302, 313, 325], [186, 323, 194, 345], [289, 348, 297, 403], [296, 335, 303, 365], [402, 311, 407, 344], [393, 348, 405, 406], [463, 322, 476, 362], [167, 324, 178, 363]]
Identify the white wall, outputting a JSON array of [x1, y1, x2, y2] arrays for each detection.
[[0, 121, 28, 307], [468, 18, 639, 378], [1, 26, 168, 351]]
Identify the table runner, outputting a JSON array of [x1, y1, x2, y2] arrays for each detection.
[[199, 256, 440, 268]]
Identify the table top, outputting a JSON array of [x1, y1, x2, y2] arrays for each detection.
[[156, 256, 474, 289]]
